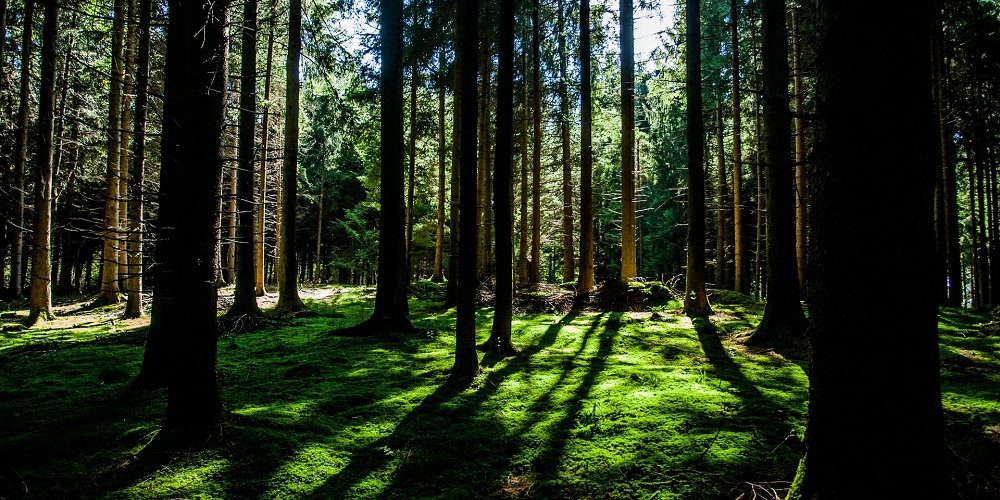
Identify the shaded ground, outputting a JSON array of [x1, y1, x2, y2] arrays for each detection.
[[0, 284, 996, 498]]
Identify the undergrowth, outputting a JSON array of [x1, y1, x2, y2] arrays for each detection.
[[0, 284, 995, 498]]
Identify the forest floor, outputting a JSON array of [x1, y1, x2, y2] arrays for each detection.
[[0, 282, 998, 499]]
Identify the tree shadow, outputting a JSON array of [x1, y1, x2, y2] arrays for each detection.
[[692, 316, 762, 399]]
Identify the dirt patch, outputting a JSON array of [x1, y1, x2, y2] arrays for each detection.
[[513, 284, 575, 315]]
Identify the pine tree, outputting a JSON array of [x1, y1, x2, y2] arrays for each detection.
[[684, 0, 711, 315]]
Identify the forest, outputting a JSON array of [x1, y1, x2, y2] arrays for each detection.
[[2, 0, 1000, 498]]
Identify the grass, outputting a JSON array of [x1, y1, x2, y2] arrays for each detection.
[[0, 283, 996, 498]]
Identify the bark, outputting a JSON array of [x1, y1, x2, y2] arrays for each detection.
[[117, 0, 135, 287], [275, 0, 305, 313], [683, 0, 711, 315], [792, 8, 807, 295], [620, 0, 636, 281], [558, 0, 574, 283], [256, 23, 275, 297], [788, 1, 948, 496], [934, 0, 960, 306], [58, 114, 80, 292], [730, 0, 747, 294], [8, 0, 34, 300], [25, 0, 58, 326], [517, 45, 529, 284], [140, 0, 227, 447], [746, 0, 806, 345], [754, 60, 765, 300], [315, 175, 323, 281], [477, 34, 492, 281], [578, 0, 594, 292], [483, 0, 516, 357], [95, 0, 125, 306], [123, 0, 149, 320], [715, 106, 730, 289], [529, 0, 542, 284], [446, 15, 461, 307], [454, 0, 480, 380], [433, 52, 446, 283], [227, 0, 263, 318], [406, 62, 417, 282], [224, 129, 237, 285]]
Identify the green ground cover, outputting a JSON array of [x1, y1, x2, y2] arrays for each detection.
[[0, 284, 996, 498]]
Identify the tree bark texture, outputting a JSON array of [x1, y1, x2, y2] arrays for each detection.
[[8, 0, 34, 300], [620, 0, 636, 281], [578, 0, 594, 292], [123, 0, 149, 319], [730, 0, 747, 295], [529, 0, 542, 284], [96, 0, 125, 305], [683, 0, 710, 315]]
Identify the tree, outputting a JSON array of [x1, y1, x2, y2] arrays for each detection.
[[227, 0, 263, 318], [529, 0, 542, 284], [95, 0, 126, 306], [24, 0, 59, 326], [558, 0, 574, 283], [275, 0, 306, 314], [745, 0, 806, 344], [144, 0, 229, 447], [432, 51, 446, 283], [8, 0, 35, 301], [482, 0, 516, 357], [730, 0, 747, 294], [453, 0, 480, 381], [684, 0, 711, 315], [256, 21, 276, 297], [715, 106, 730, 289], [792, 7, 806, 293], [787, 1, 948, 496], [620, 0, 637, 281], [123, 0, 150, 320], [578, 0, 594, 292]]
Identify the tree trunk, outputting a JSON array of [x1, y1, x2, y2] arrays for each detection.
[[139, 0, 227, 447], [406, 62, 417, 282], [483, 0, 516, 357], [477, 32, 493, 281], [746, 0, 807, 345], [933, 0, 960, 307], [8, 0, 35, 300], [224, 129, 237, 285], [730, 0, 747, 295], [117, 1, 135, 289], [529, 0, 542, 284], [433, 52, 446, 283], [454, 0, 480, 380], [715, 105, 730, 289], [315, 175, 324, 282], [58, 115, 80, 293], [123, 0, 149, 319], [620, 0, 636, 281], [518, 44, 529, 284], [683, 0, 711, 315], [227, 0, 263, 317], [25, 0, 58, 326], [446, 18, 462, 307], [578, 0, 594, 292], [792, 8, 807, 295], [256, 22, 275, 297], [788, 1, 948, 495], [275, 0, 305, 313], [558, 0, 574, 283], [95, 0, 125, 306]]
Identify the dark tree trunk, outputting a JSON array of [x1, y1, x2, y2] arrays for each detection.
[[730, 0, 747, 294], [227, 0, 263, 318], [122, 0, 149, 319], [255, 23, 275, 297], [141, 0, 228, 447], [446, 15, 462, 307], [433, 52, 446, 283], [96, 0, 125, 306], [620, 0, 636, 281], [933, 0, 961, 306], [578, 0, 594, 292], [788, 1, 948, 496], [558, 0, 574, 283], [529, 0, 542, 284], [715, 106, 730, 289], [483, 0, 516, 357], [684, 0, 711, 315], [9, 0, 34, 301], [25, 0, 58, 326], [792, 8, 807, 295], [746, 0, 807, 344], [275, 0, 305, 313], [518, 44, 529, 284], [453, 0, 480, 381], [406, 62, 417, 282]]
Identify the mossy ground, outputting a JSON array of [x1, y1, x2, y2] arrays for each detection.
[[0, 284, 996, 498]]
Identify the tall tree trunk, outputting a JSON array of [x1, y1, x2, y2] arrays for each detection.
[[578, 0, 594, 292], [792, 8, 807, 295], [970, 152, 981, 307], [406, 62, 417, 282], [95, 0, 125, 305], [746, 0, 806, 345], [715, 106, 730, 289], [123, 0, 149, 319], [454, 0, 480, 380], [433, 52, 446, 283], [25, 0, 58, 326], [446, 16, 462, 307], [477, 30, 493, 281], [275, 0, 305, 313], [139, 0, 227, 446], [518, 43, 529, 284], [933, 0, 961, 306], [8, 0, 34, 300], [224, 128, 237, 285], [730, 0, 747, 294], [558, 0, 574, 283], [117, 0, 135, 289], [58, 112, 80, 293], [620, 0, 637, 281], [529, 0, 542, 284], [684, 0, 711, 315], [789, 1, 948, 496], [227, 0, 262, 317], [315, 175, 323, 282], [256, 21, 275, 297], [483, 0, 516, 357]]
